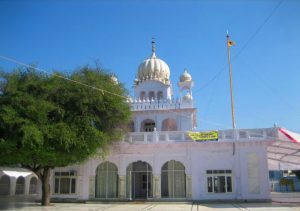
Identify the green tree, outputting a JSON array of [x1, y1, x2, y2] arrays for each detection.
[[0, 66, 131, 205]]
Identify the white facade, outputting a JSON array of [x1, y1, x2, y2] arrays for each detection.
[[47, 43, 276, 201]]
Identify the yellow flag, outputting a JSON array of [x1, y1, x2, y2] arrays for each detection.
[[188, 131, 218, 141], [228, 40, 235, 47]]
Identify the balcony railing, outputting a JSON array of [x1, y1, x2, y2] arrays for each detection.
[[130, 100, 194, 111], [122, 127, 278, 144]]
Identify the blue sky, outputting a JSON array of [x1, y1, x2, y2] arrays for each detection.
[[0, 0, 299, 132]]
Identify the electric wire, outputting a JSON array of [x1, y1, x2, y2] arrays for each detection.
[[0, 55, 231, 129], [191, 0, 286, 129], [0, 54, 280, 133], [193, 0, 284, 95], [232, 0, 284, 61], [0, 0, 286, 131], [0, 54, 267, 131], [0, 55, 128, 100]]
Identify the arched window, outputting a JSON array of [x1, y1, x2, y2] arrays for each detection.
[[161, 160, 186, 198], [140, 91, 146, 100], [29, 177, 38, 194], [161, 118, 177, 131], [157, 91, 163, 100], [141, 119, 155, 132], [15, 176, 25, 195], [0, 175, 10, 196], [95, 162, 118, 198], [148, 91, 155, 100], [126, 161, 153, 199]]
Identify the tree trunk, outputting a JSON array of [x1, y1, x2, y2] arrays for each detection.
[[40, 167, 51, 206]]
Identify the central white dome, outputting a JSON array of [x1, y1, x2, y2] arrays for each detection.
[[136, 52, 170, 85]]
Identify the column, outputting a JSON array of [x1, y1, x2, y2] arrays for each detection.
[[10, 177, 16, 196], [153, 175, 161, 199], [24, 176, 30, 195], [186, 175, 192, 200], [156, 116, 162, 132], [89, 175, 95, 199], [77, 175, 83, 199], [118, 175, 126, 199], [135, 117, 140, 132]]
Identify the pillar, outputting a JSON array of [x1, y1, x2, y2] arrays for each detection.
[[10, 177, 16, 196], [153, 175, 161, 199], [118, 175, 126, 199], [186, 175, 192, 200], [89, 175, 95, 199], [24, 176, 31, 195]]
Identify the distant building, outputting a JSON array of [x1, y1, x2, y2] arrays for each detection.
[[0, 167, 38, 196]]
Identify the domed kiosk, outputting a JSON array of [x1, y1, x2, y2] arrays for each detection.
[[134, 40, 173, 101], [136, 52, 170, 85]]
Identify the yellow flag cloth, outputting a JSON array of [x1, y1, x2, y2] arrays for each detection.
[[228, 40, 235, 47], [188, 131, 218, 141]]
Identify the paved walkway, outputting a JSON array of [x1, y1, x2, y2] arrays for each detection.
[[0, 195, 299, 211]]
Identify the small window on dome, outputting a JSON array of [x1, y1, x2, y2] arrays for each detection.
[[157, 91, 163, 100], [148, 91, 155, 100], [140, 91, 146, 100]]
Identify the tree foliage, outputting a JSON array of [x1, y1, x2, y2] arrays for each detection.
[[0, 66, 131, 205]]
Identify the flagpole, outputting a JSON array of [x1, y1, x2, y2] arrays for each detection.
[[226, 32, 236, 129]]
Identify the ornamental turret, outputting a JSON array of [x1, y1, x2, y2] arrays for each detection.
[[134, 39, 170, 86], [133, 39, 172, 101], [178, 69, 194, 104]]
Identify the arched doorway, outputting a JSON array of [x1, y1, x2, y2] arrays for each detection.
[[29, 177, 38, 194], [126, 161, 153, 199], [95, 161, 118, 198], [161, 160, 186, 198], [161, 118, 177, 131], [140, 119, 155, 132], [0, 175, 10, 196], [15, 176, 25, 195]]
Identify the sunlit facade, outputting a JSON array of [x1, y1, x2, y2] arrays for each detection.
[[46, 43, 277, 201]]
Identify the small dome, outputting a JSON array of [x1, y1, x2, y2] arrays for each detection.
[[110, 75, 118, 84], [137, 53, 170, 85], [180, 69, 192, 82], [183, 93, 192, 101]]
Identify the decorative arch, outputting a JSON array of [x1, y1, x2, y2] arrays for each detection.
[[0, 175, 10, 196], [29, 177, 38, 194], [157, 91, 163, 100], [148, 91, 155, 100], [140, 119, 155, 132], [95, 161, 118, 198], [140, 91, 146, 100], [15, 176, 25, 195], [126, 161, 153, 199], [161, 118, 177, 131], [161, 160, 186, 198]]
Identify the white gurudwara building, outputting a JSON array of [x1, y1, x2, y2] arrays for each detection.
[[43, 42, 280, 202], [1, 42, 299, 200]]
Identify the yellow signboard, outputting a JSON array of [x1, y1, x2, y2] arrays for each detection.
[[188, 131, 218, 141]]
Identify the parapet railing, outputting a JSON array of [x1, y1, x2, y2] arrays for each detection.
[[130, 101, 194, 111], [122, 127, 278, 144]]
